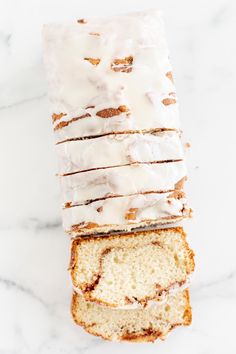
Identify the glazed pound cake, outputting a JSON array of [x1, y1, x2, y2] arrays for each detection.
[[70, 228, 195, 308], [71, 289, 192, 342], [43, 10, 191, 237], [43, 9, 194, 343]]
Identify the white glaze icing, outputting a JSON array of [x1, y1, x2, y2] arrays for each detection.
[[63, 192, 188, 232], [56, 131, 184, 174], [43, 10, 179, 141], [60, 160, 186, 205]]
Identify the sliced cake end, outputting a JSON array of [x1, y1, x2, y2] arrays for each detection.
[[71, 289, 192, 342], [70, 227, 195, 308]]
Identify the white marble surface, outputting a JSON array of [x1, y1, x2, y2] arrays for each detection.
[[0, 0, 236, 353]]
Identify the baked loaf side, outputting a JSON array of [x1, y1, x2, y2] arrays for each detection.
[[63, 191, 191, 236], [43, 10, 179, 142], [70, 227, 195, 308], [71, 289, 192, 342]]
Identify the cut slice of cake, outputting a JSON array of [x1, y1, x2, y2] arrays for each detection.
[[71, 289, 192, 342], [70, 227, 194, 308], [63, 191, 191, 236], [56, 131, 184, 175], [60, 160, 186, 206]]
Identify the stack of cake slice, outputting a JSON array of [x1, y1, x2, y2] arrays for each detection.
[[43, 10, 195, 342]]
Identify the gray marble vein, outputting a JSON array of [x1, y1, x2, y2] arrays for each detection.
[[0, 277, 48, 308], [0, 93, 46, 111]]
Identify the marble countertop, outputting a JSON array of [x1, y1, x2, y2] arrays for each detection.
[[0, 0, 236, 353]]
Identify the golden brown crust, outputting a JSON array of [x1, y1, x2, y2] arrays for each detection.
[[111, 56, 133, 73], [166, 71, 174, 83], [168, 190, 185, 199], [71, 289, 192, 342], [182, 289, 192, 325], [84, 57, 101, 66], [185, 142, 191, 149], [175, 176, 187, 190], [52, 112, 66, 123], [70, 225, 193, 262], [96, 106, 129, 118], [54, 113, 91, 131], [125, 208, 139, 220], [162, 98, 177, 106], [77, 19, 87, 24], [67, 214, 191, 236], [71, 222, 99, 231], [68, 241, 78, 271], [96, 206, 103, 213], [121, 329, 162, 342], [70, 227, 195, 308], [70, 227, 188, 250], [71, 291, 80, 324]]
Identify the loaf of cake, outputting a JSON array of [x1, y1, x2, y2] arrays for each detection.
[[71, 289, 191, 342], [43, 10, 191, 236], [43, 10, 194, 344], [70, 228, 194, 308]]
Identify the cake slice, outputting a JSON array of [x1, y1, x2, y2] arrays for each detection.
[[61, 160, 186, 206], [71, 289, 192, 342], [56, 131, 184, 175], [70, 227, 194, 308], [63, 191, 191, 236], [43, 10, 179, 143]]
